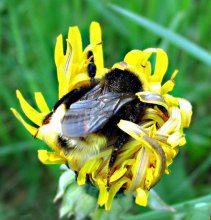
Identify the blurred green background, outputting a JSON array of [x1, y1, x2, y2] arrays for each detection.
[[1, 0, 211, 219]]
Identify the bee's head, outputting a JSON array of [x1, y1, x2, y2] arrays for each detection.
[[42, 112, 53, 126], [33, 112, 53, 139]]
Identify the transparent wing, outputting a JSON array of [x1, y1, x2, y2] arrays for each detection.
[[61, 91, 135, 137]]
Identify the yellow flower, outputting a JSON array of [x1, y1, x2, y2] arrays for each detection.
[[11, 22, 192, 211]]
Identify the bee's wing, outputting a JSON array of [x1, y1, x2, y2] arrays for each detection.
[[61, 92, 135, 137]]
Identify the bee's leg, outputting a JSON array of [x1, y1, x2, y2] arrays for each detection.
[[107, 133, 129, 186], [109, 133, 129, 167]]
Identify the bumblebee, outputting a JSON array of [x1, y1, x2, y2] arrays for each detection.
[[37, 54, 145, 173]]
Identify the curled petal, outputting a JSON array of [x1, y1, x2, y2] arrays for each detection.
[[118, 120, 166, 187], [144, 48, 168, 83], [127, 147, 149, 193], [142, 109, 165, 127], [136, 48, 168, 93], [158, 107, 181, 134], [136, 91, 168, 110], [167, 131, 186, 147], [124, 50, 144, 66], [152, 49, 168, 82], [158, 142, 177, 166], [178, 98, 192, 127]]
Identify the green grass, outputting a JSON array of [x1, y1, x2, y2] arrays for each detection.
[[1, 0, 211, 219]]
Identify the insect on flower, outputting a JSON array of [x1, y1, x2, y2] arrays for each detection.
[[11, 22, 192, 210], [37, 64, 170, 185]]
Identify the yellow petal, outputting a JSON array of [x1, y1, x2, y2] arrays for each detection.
[[63, 41, 72, 75], [124, 50, 144, 67], [127, 147, 149, 193], [97, 178, 109, 207], [90, 22, 104, 73], [110, 159, 134, 183], [34, 92, 50, 112], [147, 48, 168, 83], [105, 177, 129, 211], [110, 168, 127, 183], [158, 141, 177, 159], [55, 34, 64, 68], [137, 48, 168, 93], [67, 72, 90, 92], [158, 107, 181, 134], [112, 62, 127, 70], [161, 70, 178, 94], [142, 109, 165, 127], [118, 120, 166, 187], [167, 131, 186, 147], [135, 187, 149, 206], [129, 49, 152, 70], [56, 27, 83, 96], [77, 158, 103, 185], [38, 150, 66, 164], [55, 34, 68, 98], [136, 91, 168, 111], [57, 68, 67, 99], [144, 166, 155, 189], [68, 26, 82, 64], [178, 98, 192, 128], [161, 80, 175, 94], [163, 94, 179, 107], [16, 90, 44, 126], [10, 108, 41, 139], [113, 141, 139, 167]]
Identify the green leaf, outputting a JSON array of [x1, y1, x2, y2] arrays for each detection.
[[185, 203, 211, 220], [121, 194, 211, 220], [0, 141, 34, 156], [109, 4, 211, 66]]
